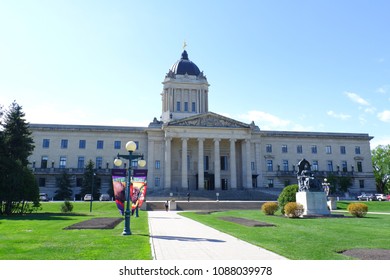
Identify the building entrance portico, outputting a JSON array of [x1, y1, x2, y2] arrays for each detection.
[[160, 112, 256, 191]]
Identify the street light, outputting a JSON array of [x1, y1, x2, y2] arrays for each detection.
[[114, 140, 146, 235]]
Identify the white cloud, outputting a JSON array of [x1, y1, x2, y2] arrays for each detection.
[[327, 110, 351, 120], [238, 110, 291, 129], [378, 110, 390, 122], [344, 92, 371, 106]]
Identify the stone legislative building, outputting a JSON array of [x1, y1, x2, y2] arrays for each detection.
[[28, 49, 375, 199]]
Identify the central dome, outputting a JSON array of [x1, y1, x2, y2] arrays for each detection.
[[170, 50, 201, 76]]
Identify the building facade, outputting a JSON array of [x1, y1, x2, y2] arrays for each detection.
[[28, 49, 375, 198]]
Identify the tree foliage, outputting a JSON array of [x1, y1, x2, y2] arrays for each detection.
[[54, 171, 73, 200], [0, 101, 39, 215], [371, 145, 390, 194], [80, 160, 101, 200]]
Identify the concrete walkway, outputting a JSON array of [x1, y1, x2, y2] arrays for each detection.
[[148, 211, 287, 260]]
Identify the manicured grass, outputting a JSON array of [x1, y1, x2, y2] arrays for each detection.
[[336, 200, 390, 212], [180, 201, 390, 260], [0, 202, 152, 260]]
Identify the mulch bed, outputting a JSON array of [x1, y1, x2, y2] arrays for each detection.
[[64, 217, 123, 230], [340, 249, 390, 260], [218, 216, 276, 227]]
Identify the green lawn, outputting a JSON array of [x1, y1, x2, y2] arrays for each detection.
[[0, 202, 152, 260], [1, 200, 389, 260], [180, 201, 390, 260]]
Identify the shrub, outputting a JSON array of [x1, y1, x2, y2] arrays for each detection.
[[284, 202, 304, 218], [347, 203, 368, 218], [261, 202, 279, 215], [61, 200, 73, 213], [277, 184, 299, 214]]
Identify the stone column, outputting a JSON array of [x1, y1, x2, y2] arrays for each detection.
[[214, 138, 221, 189], [230, 139, 237, 189], [198, 138, 204, 190], [147, 139, 154, 188], [255, 142, 262, 188], [181, 137, 188, 189], [164, 137, 172, 189], [245, 139, 252, 188]]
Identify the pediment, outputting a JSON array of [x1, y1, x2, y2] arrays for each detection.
[[167, 112, 250, 129]]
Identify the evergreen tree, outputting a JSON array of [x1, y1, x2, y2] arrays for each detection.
[[372, 145, 390, 194], [0, 101, 39, 215], [54, 171, 73, 200], [80, 160, 101, 200]]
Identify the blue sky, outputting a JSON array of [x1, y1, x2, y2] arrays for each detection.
[[1, 0, 390, 148]]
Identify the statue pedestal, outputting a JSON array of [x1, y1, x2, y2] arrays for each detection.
[[296, 191, 330, 217]]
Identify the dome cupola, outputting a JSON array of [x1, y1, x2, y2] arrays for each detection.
[[169, 50, 201, 76]]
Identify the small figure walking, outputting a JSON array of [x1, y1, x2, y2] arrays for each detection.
[[187, 192, 190, 202], [164, 200, 169, 211]]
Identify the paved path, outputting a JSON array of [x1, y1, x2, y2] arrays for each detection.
[[148, 211, 287, 260]]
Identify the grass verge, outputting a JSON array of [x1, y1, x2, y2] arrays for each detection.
[[0, 202, 152, 260], [180, 201, 390, 260]]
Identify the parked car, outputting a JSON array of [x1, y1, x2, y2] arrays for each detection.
[[387, 195, 390, 201], [375, 194, 387, 201], [357, 193, 376, 201], [39, 193, 49, 201], [83, 194, 92, 201], [99, 194, 110, 201]]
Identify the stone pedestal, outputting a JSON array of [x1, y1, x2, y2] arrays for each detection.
[[296, 191, 330, 216], [168, 200, 177, 211]]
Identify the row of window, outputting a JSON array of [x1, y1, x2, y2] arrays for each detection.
[[266, 144, 361, 155], [42, 139, 139, 150], [265, 159, 363, 172], [266, 178, 366, 189], [176, 101, 196, 112]]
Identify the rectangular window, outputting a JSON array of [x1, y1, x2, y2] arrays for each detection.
[[266, 144, 272, 153], [359, 179, 365, 189], [311, 145, 317, 154], [155, 177, 160, 187], [77, 156, 85, 169], [326, 146, 332, 154], [61, 139, 68, 149], [342, 161, 348, 172], [357, 161, 363, 172], [220, 156, 228, 171], [267, 160, 273, 172], [79, 140, 86, 149], [192, 102, 196, 112], [176, 101, 181, 111], [282, 145, 288, 153], [327, 160, 333, 172], [283, 160, 289, 171], [42, 139, 50, 148], [59, 156, 67, 168], [297, 145, 303, 154], [204, 156, 209, 171], [355, 146, 361, 154], [114, 141, 121, 150], [251, 162, 255, 171], [155, 160, 161, 169], [97, 140, 104, 149], [41, 156, 48, 168], [340, 146, 346, 154], [184, 102, 188, 112], [96, 157, 103, 169], [312, 160, 319, 171], [267, 179, 274, 188], [134, 141, 139, 150]]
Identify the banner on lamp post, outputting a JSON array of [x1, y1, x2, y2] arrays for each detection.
[[131, 169, 148, 210], [111, 169, 127, 215]]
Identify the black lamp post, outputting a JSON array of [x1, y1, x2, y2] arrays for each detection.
[[113, 141, 146, 236]]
